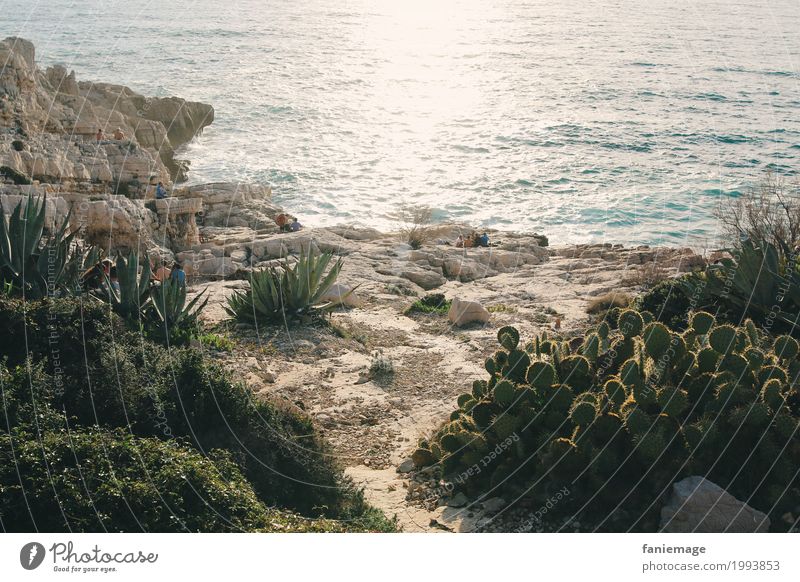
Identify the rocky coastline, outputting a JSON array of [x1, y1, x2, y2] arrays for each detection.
[[2, 37, 740, 533]]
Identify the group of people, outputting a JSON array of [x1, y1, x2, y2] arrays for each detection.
[[152, 260, 186, 286], [275, 213, 302, 232], [96, 128, 126, 142], [455, 231, 490, 248], [80, 258, 186, 293]]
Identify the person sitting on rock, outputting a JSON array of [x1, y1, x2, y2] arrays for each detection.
[[455, 234, 464, 248], [170, 263, 186, 287], [95, 128, 104, 142], [81, 258, 112, 290], [113, 128, 125, 140], [478, 232, 490, 247], [152, 260, 171, 283], [155, 182, 168, 199], [290, 217, 303, 232], [275, 213, 293, 232]]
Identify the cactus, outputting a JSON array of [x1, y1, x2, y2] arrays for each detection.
[[690, 311, 716, 335], [424, 312, 800, 528], [582, 333, 601, 361], [472, 379, 488, 398], [493, 380, 517, 406], [569, 395, 597, 426], [696, 348, 719, 373], [498, 326, 520, 351], [709, 324, 737, 354], [526, 361, 556, 389], [657, 387, 688, 417], [440, 433, 461, 453], [603, 378, 626, 407], [457, 393, 473, 408], [618, 309, 644, 338], [643, 322, 671, 358], [774, 335, 799, 361]]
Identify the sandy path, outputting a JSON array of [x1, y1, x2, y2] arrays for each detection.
[[189, 246, 667, 531]]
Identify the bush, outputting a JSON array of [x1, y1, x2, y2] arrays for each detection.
[[633, 276, 694, 330], [0, 427, 275, 532], [0, 297, 387, 524], [404, 293, 451, 315], [719, 172, 800, 253], [415, 318, 800, 530]]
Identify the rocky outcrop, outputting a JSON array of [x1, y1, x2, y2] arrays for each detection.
[[174, 182, 278, 229], [0, 36, 213, 186], [659, 476, 771, 533]]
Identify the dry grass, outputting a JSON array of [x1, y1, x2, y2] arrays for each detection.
[[619, 263, 672, 287], [391, 204, 434, 249], [719, 172, 800, 252], [585, 292, 632, 314]]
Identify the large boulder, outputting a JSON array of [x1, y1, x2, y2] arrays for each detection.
[[448, 297, 491, 327], [659, 476, 770, 533]]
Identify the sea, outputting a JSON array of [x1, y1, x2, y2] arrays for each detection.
[[3, 0, 800, 246]]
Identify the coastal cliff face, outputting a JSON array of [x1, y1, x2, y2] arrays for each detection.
[[0, 36, 213, 187]]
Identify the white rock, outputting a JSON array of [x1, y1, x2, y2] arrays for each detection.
[[448, 297, 490, 327], [660, 476, 770, 533], [320, 283, 363, 308]]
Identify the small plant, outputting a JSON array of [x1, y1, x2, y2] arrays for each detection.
[[586, 292, 631, 315], [368, 350, 395, 379], [391, 203, 433, 249], [199, 332, 235, 352], [405, 293, 451, 315], [487, 303, 519, 314], [147, 277, 208, 345], [226, 247, 343, 325]]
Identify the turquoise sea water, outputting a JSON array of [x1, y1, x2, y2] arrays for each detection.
[[2, 0, 800, 246]]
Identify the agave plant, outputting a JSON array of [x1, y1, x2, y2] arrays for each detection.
[[680, 239, 800, 334], [0, 194, 87, 298], [225, 247, 343, 324], [148, 277, 208, 342], [103, 251, 151, 319]]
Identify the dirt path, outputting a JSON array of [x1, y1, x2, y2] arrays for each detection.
[[191, 245, 691, 531]]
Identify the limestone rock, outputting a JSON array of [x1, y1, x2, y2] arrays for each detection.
[[659, 476, 770, 533], [448, 297, 490, 327], [320, 283, 363, 308]]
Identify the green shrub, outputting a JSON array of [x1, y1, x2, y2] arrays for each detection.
[[0, 427, 275, 532], [404, 293, 451, 315], [633, 276, 694, 330], [226, 248, 342, 325], [417, 315, 800, 530], [0, 297, 382, 522]]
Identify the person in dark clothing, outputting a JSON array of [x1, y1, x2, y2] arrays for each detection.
[[170, 263, 186, 286], [156, 182, 168, 199]]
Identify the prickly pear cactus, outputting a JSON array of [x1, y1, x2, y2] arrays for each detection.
[[415, 312, 800, 529]]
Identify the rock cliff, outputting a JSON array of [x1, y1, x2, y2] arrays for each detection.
[[0, 36, 213, 188]]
